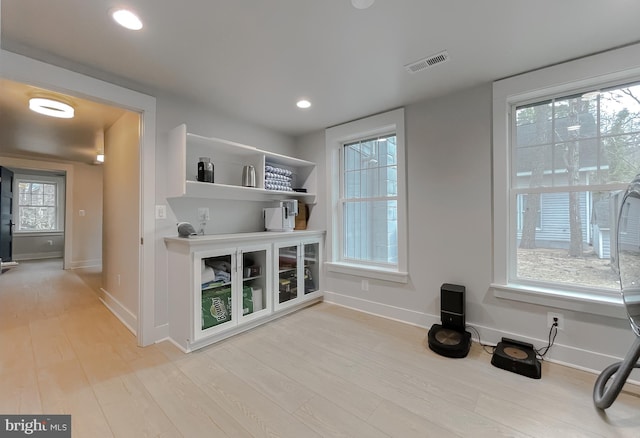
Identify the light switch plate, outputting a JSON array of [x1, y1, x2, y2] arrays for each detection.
[[155, 205, 167, 219]]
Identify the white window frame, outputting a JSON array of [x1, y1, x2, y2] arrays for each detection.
[[492, 43, 640, 317], [325, 108, 408, 283], [13, 174, 65, 234]]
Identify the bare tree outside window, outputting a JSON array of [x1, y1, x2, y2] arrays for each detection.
[[513, 82, 640, 290], [18, 181, 57, 231]]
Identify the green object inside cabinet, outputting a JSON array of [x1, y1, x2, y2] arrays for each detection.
[[202, 285, 254, 330]]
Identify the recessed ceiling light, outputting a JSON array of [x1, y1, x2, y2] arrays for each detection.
[[296, 100, 311, 109], [351, 0, 375, 9], [29, 98, 75, 119], [112, 9, 143, 30]]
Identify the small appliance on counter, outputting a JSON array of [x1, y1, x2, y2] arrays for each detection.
[[264, 200, 298, 232]]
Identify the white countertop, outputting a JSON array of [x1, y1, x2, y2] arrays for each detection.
[[164, 229, 325, 249]]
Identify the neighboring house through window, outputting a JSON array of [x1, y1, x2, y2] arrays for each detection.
[[492, 44, 640, 314], [325, 108, 408, 283]]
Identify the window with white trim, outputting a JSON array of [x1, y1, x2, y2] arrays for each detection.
[[342, 134, 398, 266], [512, 85, 640, 291], [325, 108, 408, 282], [14, 175, 65, 232], [492, 45, 640, 308]]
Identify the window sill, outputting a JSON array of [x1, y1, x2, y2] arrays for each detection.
[[491, 283, 626, 319], [325, 262, 408, 283]]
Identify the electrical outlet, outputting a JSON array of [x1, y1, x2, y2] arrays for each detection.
[[547, 312, 564, 330], [198, 207, 210, 221]]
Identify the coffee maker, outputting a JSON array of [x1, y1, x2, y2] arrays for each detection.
[[264, 200, 298, 232]]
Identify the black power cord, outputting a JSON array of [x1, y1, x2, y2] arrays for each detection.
[[535, 320, 559, 360], [466, 325, 497, 355], [466, 320, 559, 359]]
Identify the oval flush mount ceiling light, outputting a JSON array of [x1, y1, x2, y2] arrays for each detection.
[[296, 99, 312, 109], [29, 98, 75, 119], [111, 8, 143, 30], [351, 0, 375, 9]]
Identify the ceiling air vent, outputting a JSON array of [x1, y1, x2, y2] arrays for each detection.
[[404, 50, 449, 74]]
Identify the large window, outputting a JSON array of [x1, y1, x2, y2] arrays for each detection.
[[18, 181, 58, 231], [14, 176, 64, 233], [342, 134, 398, 266], [325, 108, 407, 282], [513, 84, 640, 291], [492, 43, 640, 312]]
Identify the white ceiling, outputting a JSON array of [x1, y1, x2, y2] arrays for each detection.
[[0, 79, 128, 163], [2, 0, 640, 162]]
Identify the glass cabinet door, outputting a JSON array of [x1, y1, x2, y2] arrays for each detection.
[[302, 241, 320, 295], [199, 253, 235, 333], [240, 247, 269, 319], [277, 244, 299, 304]]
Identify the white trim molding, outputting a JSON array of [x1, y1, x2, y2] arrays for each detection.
[[325, 261, 408, 283], [99, 287, 137, 335], [325, 108, 408, 278], [492, 42, 640, 311]]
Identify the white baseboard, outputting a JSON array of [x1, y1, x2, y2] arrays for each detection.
[[157, 336, 190, 354], [323, 290, 438, 329], [68, 259, 102, 269], [13, 252, 63, 261], [323, 290, 640, 385], [98, 287, 137, 336], [154, 324, 170, 344]]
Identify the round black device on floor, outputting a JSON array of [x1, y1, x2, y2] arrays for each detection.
[[427, 283, 471, 358], [428, 323, 472, 358]]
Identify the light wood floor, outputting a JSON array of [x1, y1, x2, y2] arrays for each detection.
[[1, 259, 640, 437]]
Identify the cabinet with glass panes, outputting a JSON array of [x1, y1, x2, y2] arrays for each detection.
[[197, 245, 271, 340], [274, 238, 322, 311], [165, 230, 324, 352]]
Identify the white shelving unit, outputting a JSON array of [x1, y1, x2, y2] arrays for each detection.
[[168, 124, 317, 203], [165, 230, 324, 352]]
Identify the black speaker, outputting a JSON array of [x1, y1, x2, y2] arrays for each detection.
[[428, 283, 471, 358], [441, 283, 465, 331]]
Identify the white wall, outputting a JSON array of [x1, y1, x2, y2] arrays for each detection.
[[296, 84, 637, 375], [102, 111, 140, 328], [13, 233, 64, 260], [71, 163, 103, 267]]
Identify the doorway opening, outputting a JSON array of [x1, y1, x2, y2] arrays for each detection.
[[1, 49, 157, 346]]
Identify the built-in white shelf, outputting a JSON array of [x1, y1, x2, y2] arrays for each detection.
[[168, 124, 317, 203]]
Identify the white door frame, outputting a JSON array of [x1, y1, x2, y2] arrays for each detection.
[[0, 49, 158, 346]]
